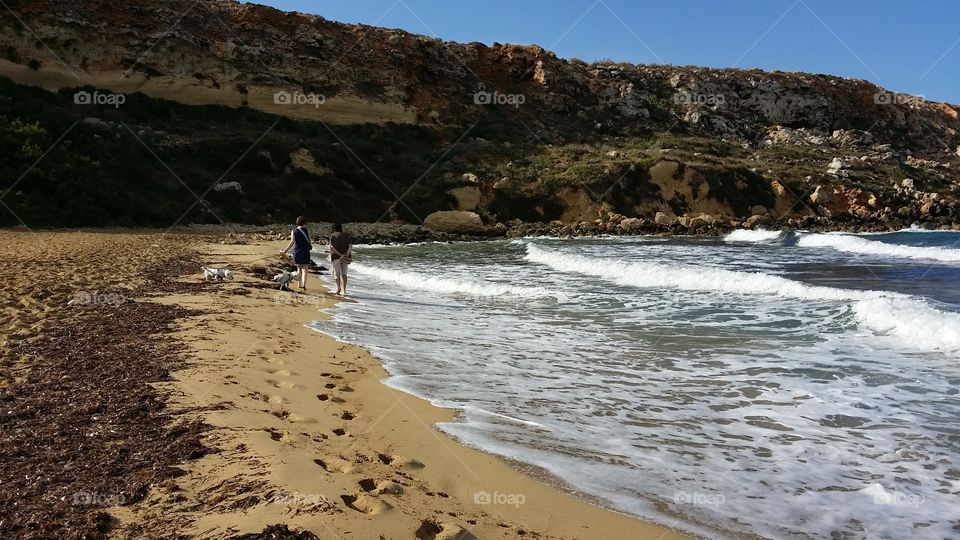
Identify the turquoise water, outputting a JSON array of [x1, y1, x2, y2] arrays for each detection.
[[311, 228, 960, 539]]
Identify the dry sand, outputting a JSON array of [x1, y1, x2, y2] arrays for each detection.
[[1, 230, 690, 539]]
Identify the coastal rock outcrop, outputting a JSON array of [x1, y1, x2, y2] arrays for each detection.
[[0, 0, 957, 230], [424, 211, 485, 233]]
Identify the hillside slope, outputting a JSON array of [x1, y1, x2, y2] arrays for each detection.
[[1, 0, 958, 230]]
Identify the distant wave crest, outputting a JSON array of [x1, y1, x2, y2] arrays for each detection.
[[723, 228, 784, 243], [524, 244, 960, 353], [798, 233, 960, 262]]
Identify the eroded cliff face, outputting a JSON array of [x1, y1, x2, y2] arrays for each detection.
[[1, 0, 958, 229]]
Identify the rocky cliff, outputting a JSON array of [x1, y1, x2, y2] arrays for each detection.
[[1, 0, 959, 231]]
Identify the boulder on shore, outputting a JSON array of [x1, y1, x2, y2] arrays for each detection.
[[424, 211, 485, 233], [619, 217, 643, 231], [654, 211, 676, 226]]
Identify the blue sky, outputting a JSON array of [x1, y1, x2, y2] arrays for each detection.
[[247, 1, 960, 104]]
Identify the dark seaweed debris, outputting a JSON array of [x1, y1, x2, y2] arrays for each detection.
[[0, 258, 209, 539], [229, 524, 321, 540]]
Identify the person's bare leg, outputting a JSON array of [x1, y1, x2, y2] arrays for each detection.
[[334, 265, 342, 295], [300, 267, 308, 290], [341, 273, 348, 296]]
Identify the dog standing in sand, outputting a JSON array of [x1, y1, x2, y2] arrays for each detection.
[[202, 267, 235, 282], [272, 271, 295, 291]]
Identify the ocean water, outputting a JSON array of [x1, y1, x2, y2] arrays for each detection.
[[310, 228, 960, 539]]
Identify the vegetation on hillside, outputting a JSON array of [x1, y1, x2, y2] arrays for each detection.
[[1, 77, 955, 228]]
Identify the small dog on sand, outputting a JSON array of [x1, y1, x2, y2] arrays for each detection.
[[202, 267, 235, 281], [273, 271, 295, 291]]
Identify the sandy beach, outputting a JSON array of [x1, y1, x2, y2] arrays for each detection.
[[0, 230, 687, 539]]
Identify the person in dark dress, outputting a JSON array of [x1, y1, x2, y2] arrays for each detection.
[[329, 223, 353, 296], [281, 216, 313, 290]]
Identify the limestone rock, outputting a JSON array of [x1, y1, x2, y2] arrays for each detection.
[[620, 217, 643, 231], [831, 129, 874, 147], [810, 185, 832, 206], [447, 186, 481, 211], [744, 215, 766, 229], [424, 211, 485, 233], [654, 211, 676, 226], [826, 157, 848, 177]]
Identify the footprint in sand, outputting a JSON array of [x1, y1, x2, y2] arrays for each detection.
[[340, 411, 357, 421], [267, 379, 297, 390], [268, 369, 293, 377], [341, 493, 392, 515], [332, 427, 349, 437], [378, 453, 425, 469], [265, 428, 293, 443], [265, 357, 285, 365], [268, 395, 287, 405], [415, 519, 469, 540], [359, 478, 403, 496], [285, 413, 316, 424], [314, 457, 354, 474]]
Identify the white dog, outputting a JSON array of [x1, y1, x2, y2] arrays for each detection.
[[272, 271, 295, 291], [202, 267, 235, 282]]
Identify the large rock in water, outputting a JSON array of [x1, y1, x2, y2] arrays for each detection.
[[424, 211, 485, 233]]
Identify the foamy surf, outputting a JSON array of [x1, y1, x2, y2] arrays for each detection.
[[798, 232, 960, 262], [723, 228, 783, 243], [525, 243, 865, 302], [351, 263, 564, 300], [314, 234, 960, 539], [853, 297, 960, 352], [524, 243, 960, 354]]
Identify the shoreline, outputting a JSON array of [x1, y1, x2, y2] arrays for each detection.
[[109, 238, 692, 539]]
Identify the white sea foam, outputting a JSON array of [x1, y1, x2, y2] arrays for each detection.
[[853, 297, 960, 352], [351, 263, 562, 300], [315, 237, 960, 539], [798, 232, 960, 262], [524, 244, 960, 354], [723, 228, 783, 243], [525, 244, 863, 301]]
